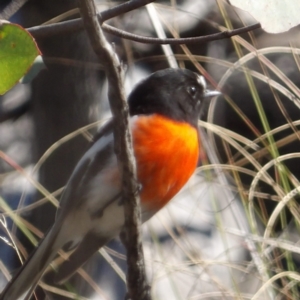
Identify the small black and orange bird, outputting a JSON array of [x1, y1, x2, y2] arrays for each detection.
[[0, 68, 219, 300]]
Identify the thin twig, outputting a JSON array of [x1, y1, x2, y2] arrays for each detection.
[[25, 0, 261, 45], [101, 22, 261, 45], [28, 15, 261, 45], [3, 0, 260, 45], [78, 0, 150, 300], [98, 0, 155, 23], [26, 0, 155, 38]]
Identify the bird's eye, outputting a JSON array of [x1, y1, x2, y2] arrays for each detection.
[[187, 86, 197, 97]]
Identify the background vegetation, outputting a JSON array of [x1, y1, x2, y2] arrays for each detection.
[[1, 0, 300, 299]]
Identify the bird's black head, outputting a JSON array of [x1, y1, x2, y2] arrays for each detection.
[[128, 68, 220, 128]]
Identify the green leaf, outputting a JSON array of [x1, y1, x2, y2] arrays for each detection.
[[0, 21, 41, 95]]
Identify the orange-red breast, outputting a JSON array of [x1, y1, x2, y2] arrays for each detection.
[[0, 68, 220, 300]]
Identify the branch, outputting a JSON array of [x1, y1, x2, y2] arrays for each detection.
[[25, 0, 261, 45], [78, 0, 150, 300], [102, 22, 261, 45], [27, 0, 155, 39]]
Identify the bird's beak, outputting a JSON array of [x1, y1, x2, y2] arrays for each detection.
[[204, 90, 221, 98]]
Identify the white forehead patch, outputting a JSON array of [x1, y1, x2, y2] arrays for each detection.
[[197, 75, 206, 90]]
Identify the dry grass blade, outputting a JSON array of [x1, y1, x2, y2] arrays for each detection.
[[99, 248, 126, 282], [146, 3, 178, 68], [252, 271, 300, 300]]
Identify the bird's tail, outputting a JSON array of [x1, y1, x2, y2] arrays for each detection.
[[0, 226, 65, 300]]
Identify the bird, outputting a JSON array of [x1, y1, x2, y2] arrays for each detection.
[[0, 68, 220, 300]]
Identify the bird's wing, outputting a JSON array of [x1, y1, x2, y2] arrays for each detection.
[[0, 120, 124, 300], [57, 118, 116, 213], [54, 232, 110, 284]]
